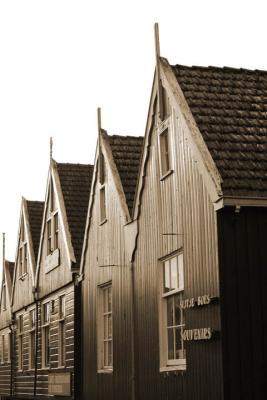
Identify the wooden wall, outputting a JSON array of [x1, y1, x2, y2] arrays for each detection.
[[81, 156, 134, 400], [0, 327, 11, 397], [217, 206, 267, 400], [133, 95, 223, 399], [12, 283, 75, 399]]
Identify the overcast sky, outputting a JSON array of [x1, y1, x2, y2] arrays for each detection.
[[0, 0, 267, 264]]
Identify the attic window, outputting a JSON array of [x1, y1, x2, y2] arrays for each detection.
[[47, 180, 59, 255], [18, 220, 28, 277], [99, 150, 107, 224], [99, 151, 105, 185], [2, 283, 6, 311], [159, 83, 170, 121], [159, 126, 172, 178]]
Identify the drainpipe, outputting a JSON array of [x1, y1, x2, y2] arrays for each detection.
[[9, 320, 15, 399], [130, 261, 136, 400], [33, 291, 39, 398]]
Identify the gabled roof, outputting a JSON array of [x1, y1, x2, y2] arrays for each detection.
[[56, 162, 94, 266], [27, 200, 44, 261], [171, 64, 267, 198], [107, 135, 144, 214]]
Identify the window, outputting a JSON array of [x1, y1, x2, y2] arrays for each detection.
[[18, 222, 27, 277], [58, 295, 66, 367], [29, 309, 36, 370], [100, 186, 106, 223], [42, 302, 50, 368], [159, 126, 172, 177], [2, 282, 6, 311], [159, 253, 186, 371], [1, 335, 4, 364], [47, 181, 59, 255], [18, 314, 23, 370], [159, 83, 170, 121], [99, 151, 105, 185], [7, 333, 11, 363], [98, 284, 113, 371]]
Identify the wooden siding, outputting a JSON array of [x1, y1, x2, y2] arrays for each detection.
[[12, 283, 75, 399], [81, 154, 134, 400], [0, 327, 11, 397], [12, 270, 35, 313], [217, 206, 267, 400], [133, 95, 223, 399]]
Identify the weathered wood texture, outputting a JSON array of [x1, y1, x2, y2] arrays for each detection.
[[217, 206, 267, 400], [81, 153, 134, 400], [0, 327, 11, 397], [134, 95, 223, 399], [12, 283, 75, 399]]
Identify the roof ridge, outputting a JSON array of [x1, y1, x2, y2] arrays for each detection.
[[172, 63, 267, 74]]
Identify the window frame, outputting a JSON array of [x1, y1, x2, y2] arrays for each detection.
[[18, 221, 28, 278], [158, 118, 173, 180], [159, 252, 186, 372], [28, 308, 36, 370], [17, 314, 24, 371], [41, 302, 50, 369], [47, 180, 59, 256], [97, 282, 113, 373], [58, 295, 66, 367]]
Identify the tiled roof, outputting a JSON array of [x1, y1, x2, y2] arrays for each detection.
[[171, 64, 267, 197], [108, 135, 144, 214], [57, 163, 93, 266], [5, 260, 15, 283], [27, 201, 44, 262]]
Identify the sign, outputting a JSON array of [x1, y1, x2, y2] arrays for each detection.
[[48, 372, 71, 396], [182, 328, 212, 341], [180, 294, 211, 309]]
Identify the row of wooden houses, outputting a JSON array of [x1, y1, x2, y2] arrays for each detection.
[[0, 25, 267, 400]]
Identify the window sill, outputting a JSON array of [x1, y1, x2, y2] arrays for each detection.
[[160, 364, 186, 373], [97, 369, 113, 374], [99, 218, 107, 226], [160, 169, 174, 181]]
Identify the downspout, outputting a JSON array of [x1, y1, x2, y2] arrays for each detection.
[[130, 261, 136, 400], [9, 320, 14, 398], [33, 291, 39, 398]]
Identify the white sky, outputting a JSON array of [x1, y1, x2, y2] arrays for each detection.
[[0, 0, 267, 264]]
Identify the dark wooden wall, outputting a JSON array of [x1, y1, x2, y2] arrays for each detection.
[[217, 206, 267, 400]]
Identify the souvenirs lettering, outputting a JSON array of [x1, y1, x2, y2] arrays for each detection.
[[182, 327, 212, 341]]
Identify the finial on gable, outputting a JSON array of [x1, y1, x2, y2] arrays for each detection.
[[2, 232, 5, 267], [154, 23, 164, 121], [50, 137, 53, 164]]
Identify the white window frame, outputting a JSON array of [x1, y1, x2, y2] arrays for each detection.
[[47, 181, 59, 255], [158, 118, 173, 180], [58, 294, 66, 367], [18, 221, 28, 278], [41, 302, 50, 369], [17, 314, 24, 371], [1, 335, 4, 364], [159, 252, 186, 372], [28, 308, 36, 370], [97, 282, 113, 373]]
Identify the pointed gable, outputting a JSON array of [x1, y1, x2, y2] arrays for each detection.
[[107, 135, 144, 215], [171, 64, 267, 198], [56, 163, 94, 266]]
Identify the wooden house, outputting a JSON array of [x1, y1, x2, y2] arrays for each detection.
[[130, 27, 267, 400], [11, 198, 44, 398], [33, 159, 93, 399], [0, 235, 14, 399], [79, 123, 143, 400]]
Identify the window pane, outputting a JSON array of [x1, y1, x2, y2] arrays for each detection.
[[167, 328, 174, 359], [167, 296, 173, 326], [164, 260, 170, 292], [108, 287, 112, 312], [178, 253, 184, 289], [170, 257, 178, 290], [104, 341, 108, 367], [108, 341, 112, 366], [108, 315, 112, 339], [104, 315, 108, 339], [174, 294, 181, 325], [175, 327, 183, 359]]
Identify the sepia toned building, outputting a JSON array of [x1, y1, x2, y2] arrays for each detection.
[[1, 26, 267, 400]]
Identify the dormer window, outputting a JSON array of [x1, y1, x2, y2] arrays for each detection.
[[18, 221, 27, 277], [99, 150, 107, 224], [47, 180, 59, 255]]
